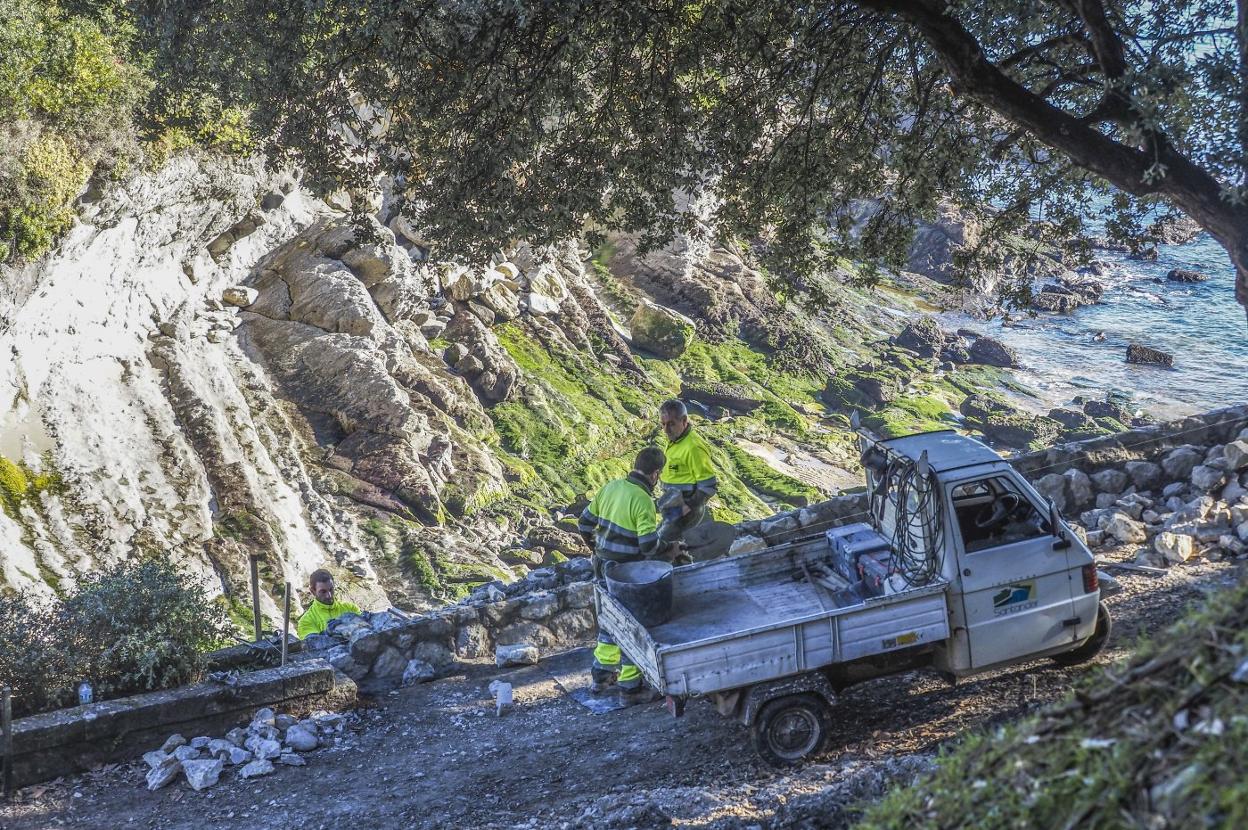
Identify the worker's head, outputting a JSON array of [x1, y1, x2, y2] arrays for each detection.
[[634, 446, 667, 486], [659, 399, 688, 442], [309, 569, 335, 605]]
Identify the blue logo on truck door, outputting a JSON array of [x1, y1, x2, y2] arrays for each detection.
[[992, 582, 1036, 616]]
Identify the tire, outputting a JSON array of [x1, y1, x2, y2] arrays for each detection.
[[750, 693, 832, 766], [1051, 601, 1112, 666]]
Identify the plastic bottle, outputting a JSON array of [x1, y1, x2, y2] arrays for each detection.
[[78, 681, 93, 706]]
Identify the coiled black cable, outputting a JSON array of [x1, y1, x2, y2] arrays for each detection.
[[870, 457, 944, 586]]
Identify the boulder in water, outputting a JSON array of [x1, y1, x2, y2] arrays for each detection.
[[1032, 291, 1079, 313], [1166, 268, 1208, 283], [1126, 343, 1174, 368], [967, 337, 1019, 368]]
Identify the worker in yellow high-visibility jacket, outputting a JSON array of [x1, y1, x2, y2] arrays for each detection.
[[657, 399, 718, 549], [577, 446, 666, 703], [297, 569, 361, 638]]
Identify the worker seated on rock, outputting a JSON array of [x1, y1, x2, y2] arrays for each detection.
[[657, 399, 718, 554], [296, 569, 362, 638], [577, 446, 666, 703]]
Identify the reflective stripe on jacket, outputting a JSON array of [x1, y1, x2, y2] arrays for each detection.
[[577, 471, 660, 561], [661, 425, 717, 502]]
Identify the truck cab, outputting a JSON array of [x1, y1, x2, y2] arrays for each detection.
[[864, 431, 1103, 676]]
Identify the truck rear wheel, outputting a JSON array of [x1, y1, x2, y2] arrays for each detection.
[[750, 693, 832, 766], [1052, 601, 1112, 666]]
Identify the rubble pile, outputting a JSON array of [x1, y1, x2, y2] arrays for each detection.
[[142, 708, 350, 792]]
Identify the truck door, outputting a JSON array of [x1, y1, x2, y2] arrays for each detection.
[[946, 473, 1078, 670]]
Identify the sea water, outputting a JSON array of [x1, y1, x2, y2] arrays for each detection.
[[942, 233, 1247, 420]]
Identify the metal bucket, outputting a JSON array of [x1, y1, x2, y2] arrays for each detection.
[[605, 560, 674, 627]]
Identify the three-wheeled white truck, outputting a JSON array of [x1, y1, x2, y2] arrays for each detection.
[[595, 429, 1111, 765]]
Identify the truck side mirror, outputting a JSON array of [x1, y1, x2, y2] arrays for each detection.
[[1049, 499, 1072, 550]]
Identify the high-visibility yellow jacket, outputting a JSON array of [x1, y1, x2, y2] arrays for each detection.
[[297, 598, 362, 638], [661, 425, 718, 507], [577, 471, 660, 562]]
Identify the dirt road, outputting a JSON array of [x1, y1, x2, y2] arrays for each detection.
[[3, 556, 1239, 830]]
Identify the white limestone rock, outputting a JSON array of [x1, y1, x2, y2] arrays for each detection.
[[181, 758, 224, 791]]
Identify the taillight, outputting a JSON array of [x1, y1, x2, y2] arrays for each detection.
[[1081, 564, 1098, 594]]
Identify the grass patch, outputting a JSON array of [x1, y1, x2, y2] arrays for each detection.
[[861, 580, 1248, 829], [490, 322, 665, 500], [723, 444, 820, 506]]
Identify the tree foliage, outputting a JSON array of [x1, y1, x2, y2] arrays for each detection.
[[132, 0, 1248, 310]]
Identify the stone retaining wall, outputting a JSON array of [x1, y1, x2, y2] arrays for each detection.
[[312, 560, 596, 692], [10, 659, 352, 788]]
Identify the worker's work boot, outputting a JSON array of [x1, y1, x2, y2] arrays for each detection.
[[589, 668, 617, 695], [618, 685, 663, 706]]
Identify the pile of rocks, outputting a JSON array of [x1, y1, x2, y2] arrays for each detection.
[[1031, 275, 1104, 313], [892, 317, 1020, 369], [1051, 435, 1248, 566], [142, 708, 347, 792], [302, 558, 595, 693]]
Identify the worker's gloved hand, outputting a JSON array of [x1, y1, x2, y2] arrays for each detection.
[[654, 541, 683, 563]]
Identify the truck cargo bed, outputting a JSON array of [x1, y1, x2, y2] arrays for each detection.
[[597, 534, 950, 696]]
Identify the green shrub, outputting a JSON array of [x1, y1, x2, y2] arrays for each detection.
[[0, 593, 77, 716], [0, 559, 231, 717], [0, 455, 29, 515], [144, 90, 255, 167]]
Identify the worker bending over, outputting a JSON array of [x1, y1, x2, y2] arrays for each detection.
[[296, 569, 362, 638], [578, 446, 666, 701], [657, 399, 718, 549]]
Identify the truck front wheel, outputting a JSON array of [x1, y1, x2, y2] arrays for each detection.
[[1051, 601, 1112, 666], [750, 693, 832, 766]]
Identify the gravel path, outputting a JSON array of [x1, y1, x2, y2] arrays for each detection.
[[2, 554, 1239, 830]]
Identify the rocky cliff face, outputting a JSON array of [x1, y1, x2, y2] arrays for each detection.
[[7, 151, 1052, 623], [2, 154, 866, 621]]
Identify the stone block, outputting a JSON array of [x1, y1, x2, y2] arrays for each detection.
[[402, 659, 436, 686], [759, 513, 800, 540], [411, 641, 454, 669], [561, 581, 594, 610], [1034, 473, 1067, 512], [1162, 447, 1202, 480], [284, 725, 318, 752], [497, 621, 556, 649], [1105, 513, 1147, 544], [146, 756, 181, 790], [1063, 469, 1094, 510], [481, 599, 517, 629], [455, 623, 491, 659], [370, 646, 409, 680], [496, 643, 540, 667], [349, 630, 383, 663], [548, 608, 596, 644], [1125, 461, 1162, 490], [182, 758, 224, 791], [1191, 465, 1226, 492], [1154, 532, 1195, 563], [520, 591, 560, 621]]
